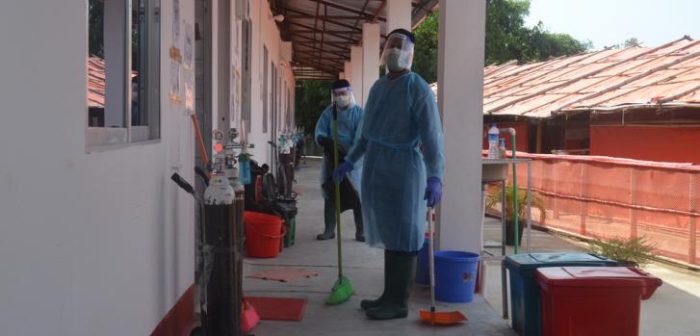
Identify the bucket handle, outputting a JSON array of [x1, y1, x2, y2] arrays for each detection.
[[247, 224, 287, 239]]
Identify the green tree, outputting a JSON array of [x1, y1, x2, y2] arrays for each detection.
[[89, 0, 105, 58], [412, 11, 439, 83], [484, 0, 533, 65], [524, 22, 592, 61], [295, 80, 332, 136], [412, 0, 590, 78], [624, 37, 642, 48]]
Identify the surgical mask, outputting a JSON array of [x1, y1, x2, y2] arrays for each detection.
[[335, 95, 351, 108], [383, 48, 411, 72]]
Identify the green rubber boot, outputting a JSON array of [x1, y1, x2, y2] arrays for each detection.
[[316, 200, 336, 240], [365, 253, 417, 320], [360, 251, 389, 310]]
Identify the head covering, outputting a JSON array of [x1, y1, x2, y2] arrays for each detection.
[[331, 79, 351, 90], [387, 28, 415, 43], [330, 79, 355, 109]]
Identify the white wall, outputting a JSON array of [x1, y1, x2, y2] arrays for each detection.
[[0, 0, 194, 335], [247, 0, 295, 165]]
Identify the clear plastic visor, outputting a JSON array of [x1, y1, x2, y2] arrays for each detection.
[[330, 87, 355, 108], [380, 33, 415, 65]]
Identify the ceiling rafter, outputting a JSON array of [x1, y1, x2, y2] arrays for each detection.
[[292, 46, 347, 64], [287, 21, 360, 44], [307, 0, 386, 22], [288, 15, 368, 20], [313, 1, 322, 64], [290, 33, 352, 50], [371, 0, 387, 22], [294, 46, 346, 58], [293, 58, 343, 73], [283, 7, 362, 32], [294, 50, 347, 61], [293, 40, 348, 54]]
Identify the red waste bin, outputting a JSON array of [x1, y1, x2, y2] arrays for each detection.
[[536, 266, 662, 336]]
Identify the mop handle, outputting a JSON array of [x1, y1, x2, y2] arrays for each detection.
[[332, 104, 343, 278], [428, 208, 436, 311]]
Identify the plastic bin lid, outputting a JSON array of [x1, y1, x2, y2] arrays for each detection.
[[536, 266, 662, 292], [504, 252, 615, 270]]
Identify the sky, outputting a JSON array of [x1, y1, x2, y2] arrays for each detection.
[[524, 0, 700, 50]]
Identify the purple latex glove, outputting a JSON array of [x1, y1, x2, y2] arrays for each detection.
[[332, 161, 354, 182], [424, 177, 442, 207]]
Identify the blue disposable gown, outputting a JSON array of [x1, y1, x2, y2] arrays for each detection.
[[315, 103, 363, 199], [346, 72, 445, 252]]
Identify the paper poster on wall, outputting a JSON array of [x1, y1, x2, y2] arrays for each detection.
[[234, 20, 241, 59], [172, 0, 181, 43], [185, 72, 194, 115], [184, 22, 194, 69], [169, 60, 181, 104], [169, 46, 182, 63], [231, 66, 239, 126]]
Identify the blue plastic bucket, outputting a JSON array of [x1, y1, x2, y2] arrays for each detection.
[[434, 251, 480, 303], [415, 236, 430, 285]]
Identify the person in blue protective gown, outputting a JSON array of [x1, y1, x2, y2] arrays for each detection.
[[314, 79, 365, 242], [333, 29, 445, 320]]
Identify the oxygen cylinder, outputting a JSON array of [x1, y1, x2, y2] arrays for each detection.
[[202, 171, 241, 336]]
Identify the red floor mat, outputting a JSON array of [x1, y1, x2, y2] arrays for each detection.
[[245, 297, 307, 321]]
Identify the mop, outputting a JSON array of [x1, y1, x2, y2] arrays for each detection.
[[326, 102, 354, 305], [419, 209, 468, 325]]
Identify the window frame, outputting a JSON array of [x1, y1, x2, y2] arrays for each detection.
[[86, 0, 161, 151]]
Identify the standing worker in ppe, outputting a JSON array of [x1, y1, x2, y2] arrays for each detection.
[[333, 29, 444, 320], [315, 79, 365, 242]]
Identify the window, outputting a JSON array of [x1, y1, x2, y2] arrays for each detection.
[[241, 19, 252, 132], [262, 45, 268, 133], [88, 0, 160, 148]]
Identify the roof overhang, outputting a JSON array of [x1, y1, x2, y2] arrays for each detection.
[[269, 0, 439, 80]]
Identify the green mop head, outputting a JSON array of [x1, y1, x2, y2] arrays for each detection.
[[326, 276, 354, 305]]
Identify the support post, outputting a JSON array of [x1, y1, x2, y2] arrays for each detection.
[[386, 0, 412, 33], [350, 46, 363, 105], [362, 23, 380, 107], [437, 0, 486, 253]]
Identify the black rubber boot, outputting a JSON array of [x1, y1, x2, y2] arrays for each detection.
[[316, 199, 336, 240], [360, 251, 389, 310], [353, 206, 365, 242], [366, 252, 417, 320]]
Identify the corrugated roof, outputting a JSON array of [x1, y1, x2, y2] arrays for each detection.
[[270, 0, 439, 79], [88, 57, 105, 108], [87, 57, 138, 108], [431, 37, 700, 118]]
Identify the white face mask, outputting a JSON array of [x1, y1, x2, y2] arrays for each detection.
[[383, 48, 410, 72], [335, 95, 351, 108]]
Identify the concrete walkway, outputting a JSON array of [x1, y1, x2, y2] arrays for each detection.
[[243, 158, 700, 336], [243, 159, 514, 335]]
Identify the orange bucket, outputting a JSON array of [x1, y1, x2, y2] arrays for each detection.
[[244, 211, 286, 258]]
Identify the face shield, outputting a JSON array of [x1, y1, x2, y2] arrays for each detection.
[[331, 86, 355, 109], [381, 33, 415, 72]]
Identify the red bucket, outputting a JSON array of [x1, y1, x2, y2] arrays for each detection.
[[244, 211, 286, 258]]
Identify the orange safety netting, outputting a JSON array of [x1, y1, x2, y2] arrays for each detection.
[[497, 152, 700, 266]]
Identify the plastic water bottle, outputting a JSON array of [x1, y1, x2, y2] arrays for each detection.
[[488, 124, 499, 159]]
